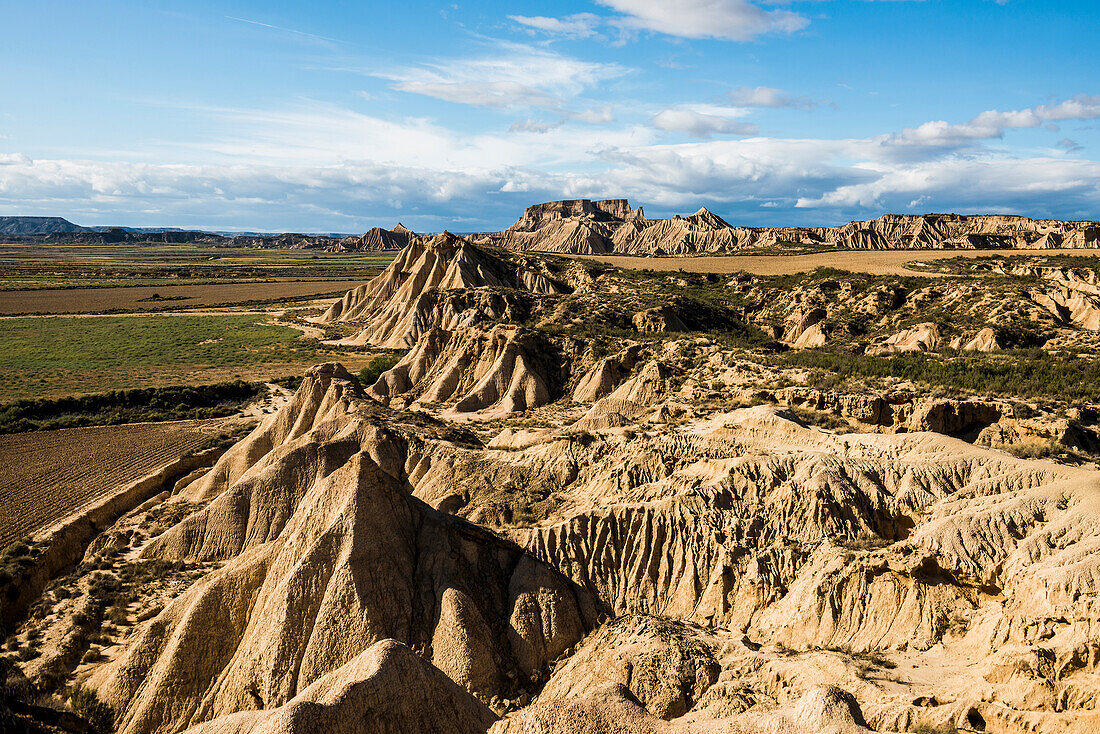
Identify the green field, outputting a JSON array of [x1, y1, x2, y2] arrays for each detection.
[[0, 314, 370, 400], [0, 242, 395, 290]]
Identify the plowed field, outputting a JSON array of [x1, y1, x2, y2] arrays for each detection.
[[0, 419, 232, 547]]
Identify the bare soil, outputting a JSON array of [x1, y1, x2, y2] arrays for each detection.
[[575, 248, 1095, 276], [0, 419, 236, 547]]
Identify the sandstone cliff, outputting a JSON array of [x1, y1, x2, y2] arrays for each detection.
[[475, 199, 1100, 255], [85, 364, 593, 734], [317, 231, 568, 347]]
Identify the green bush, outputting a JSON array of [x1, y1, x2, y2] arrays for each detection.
[[0, 380, 263, 433], [358, 354, 402, 386], [1007, 439, 1061, 459]]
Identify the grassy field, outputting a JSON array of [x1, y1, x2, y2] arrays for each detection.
[[0, 243, 394, 298], [0, 279, 367, 314], [0, 419, 233, 547], [0, 314, 378, 400]]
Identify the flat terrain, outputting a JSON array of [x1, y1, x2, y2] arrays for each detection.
[[576, 248, 1096, 276], [0, 314, 380, 400], [0, 279, 367, 314], [0, 419, 231, 547], [0, 242, 396, 269]]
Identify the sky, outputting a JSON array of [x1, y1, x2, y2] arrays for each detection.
[[1, 0, 1098, 232]]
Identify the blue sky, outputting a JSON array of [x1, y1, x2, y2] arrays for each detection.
[[1, 0, 1098, 232]]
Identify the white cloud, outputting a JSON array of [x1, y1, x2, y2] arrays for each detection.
[[596, 0, 808, 41], [375, 41, 627, 114], [508, 13, 601, 39], [4, 95, 1100, 230], [0, 153, 32, 166], [509, 119, 562, 134], [652, 106, 758, 137], [794, 157, 1100, 212], [885, 95, 1100, 149], [729, 85, 818, 109], [570, 106, 615, 123]]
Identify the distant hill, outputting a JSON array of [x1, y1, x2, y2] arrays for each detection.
[[0, 216, 91, 236], [0, 220, 416, 251], [476, 199, 1100, 254]]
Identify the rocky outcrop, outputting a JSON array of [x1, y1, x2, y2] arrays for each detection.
[[949, 326, 1000, 351], [571, 346, 642, 403], [476, 199, 1100, 255], [317, 232, 567, 347], [516, 405, 1099, 662], [346, 222, 417, 251], [181, 640, 496, 734], [87, 365, 593, 734], [782, 306, 828, 348], [492, 680, 875, 733], [369, 325, 560, 418], [866, 322, 941, 354], [632, 306, 687, 333], [571, 360, 673, 430]]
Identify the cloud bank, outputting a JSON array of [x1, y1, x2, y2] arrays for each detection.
[[2, 94, 1098, 230]]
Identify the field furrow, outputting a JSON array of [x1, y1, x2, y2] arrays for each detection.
[[0, 419, 233, 548]]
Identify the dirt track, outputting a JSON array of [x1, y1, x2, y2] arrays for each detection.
[[574, 248, 1096, 276]]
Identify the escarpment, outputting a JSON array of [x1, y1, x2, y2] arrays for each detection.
[[369, 325, 563, 418], [473, 198, 1100, 255]]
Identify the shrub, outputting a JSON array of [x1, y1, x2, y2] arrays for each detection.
[[69, 684, 115, 733], [912, 723, 959, 734], [1007, 439, 1060, 460], [358, 354, 402, 386], [271, 374, 304, 390], [0, 380, 264, 433], [769, 349, 1100, 402]]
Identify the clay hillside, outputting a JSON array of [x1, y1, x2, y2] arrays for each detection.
[[473, 199, 1100, 254], [6, 234, 1100, 734]]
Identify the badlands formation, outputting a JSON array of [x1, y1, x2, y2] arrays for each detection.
[[5, 232, 1100, 734], [476, 199, 1100, 255]]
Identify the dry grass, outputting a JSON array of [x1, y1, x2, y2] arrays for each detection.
[[0, 419, 233, 547], [574, 248, 1091, 277]]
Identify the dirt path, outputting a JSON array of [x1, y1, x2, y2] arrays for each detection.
[[572, 248, 1096, 276]]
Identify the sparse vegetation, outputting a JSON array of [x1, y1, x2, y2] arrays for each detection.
[[767, 349, 1100, 401], [0, 380, 262, 433], [1006, 438, 1062, 459], [68, 683, 115, 733], [911, 723, 960, 734]]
